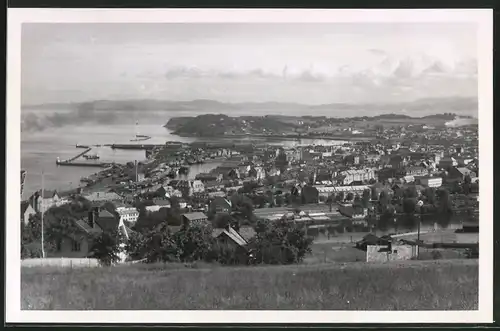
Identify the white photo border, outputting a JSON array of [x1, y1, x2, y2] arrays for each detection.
[[6, 8, 494, 324]]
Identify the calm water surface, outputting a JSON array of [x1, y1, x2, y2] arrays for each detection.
[[21, 109, 347, 197]]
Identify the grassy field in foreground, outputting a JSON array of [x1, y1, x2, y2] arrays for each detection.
[[22, 259, 478, 310]]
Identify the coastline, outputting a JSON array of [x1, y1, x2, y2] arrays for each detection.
[[171, 132, 378, 141]]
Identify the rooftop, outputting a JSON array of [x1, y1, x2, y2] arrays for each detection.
[[182, 212, 208, 221]]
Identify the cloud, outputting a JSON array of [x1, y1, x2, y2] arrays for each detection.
[[164, 66, 205, 79], [296, 70, 326, 82], [367, 48, 387, 56]]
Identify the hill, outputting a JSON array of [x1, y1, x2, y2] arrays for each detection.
[[24, 96, 478, 115], [164, 112, 470, 137]]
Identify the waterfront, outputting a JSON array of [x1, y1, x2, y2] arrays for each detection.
[[21, 110, 349, 197], [21, 121, 194, 197]]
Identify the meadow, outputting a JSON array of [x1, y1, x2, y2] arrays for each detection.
[[22, 259, 478, 310]]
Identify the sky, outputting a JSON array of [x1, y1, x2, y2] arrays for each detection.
[[21, 23, 478, 105]]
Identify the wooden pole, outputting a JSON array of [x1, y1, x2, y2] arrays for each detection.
[[41, 170, 45, 259]]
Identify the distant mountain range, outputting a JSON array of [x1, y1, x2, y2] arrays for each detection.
[[23, 96, 478, 117]]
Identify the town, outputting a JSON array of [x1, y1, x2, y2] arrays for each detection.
[[20, 114, 479, 266]]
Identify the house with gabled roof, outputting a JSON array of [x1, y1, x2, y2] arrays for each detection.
[[448, 167, 477, 181], [49, 215, 103, 259], [209, 197, 233, 215], [212, 225, 254, 264], [30, 189, 60, 213], [21, 201, 36, 225]]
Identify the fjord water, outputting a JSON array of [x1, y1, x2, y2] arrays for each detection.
[[20, 108, 344, 197]]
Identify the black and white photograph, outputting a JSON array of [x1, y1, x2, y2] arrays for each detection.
[[7, 9, 493, 323]]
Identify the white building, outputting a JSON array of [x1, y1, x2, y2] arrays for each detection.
[[116, 206, 139, 224], [191, 180, 205, 194], [314, 185, 370, 198], [338, 169, 377, 185], [418, 177, 443, 188]]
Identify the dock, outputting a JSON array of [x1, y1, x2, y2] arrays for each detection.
[[107, 143, 164, 150], [56, 161, 108, 168], [56, 147, 106, 167], [67, 148, 92, 162]]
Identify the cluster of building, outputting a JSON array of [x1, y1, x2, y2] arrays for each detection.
[[20, 121, 479, 262]]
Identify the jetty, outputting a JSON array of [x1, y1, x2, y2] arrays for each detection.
[[107, 143, 163, 150], [56, 160, 108, 168], [56, 147, 107, 167], [67, 148, 92, 162]]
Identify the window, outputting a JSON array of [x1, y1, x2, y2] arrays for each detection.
[[71, 240, 81, 252]]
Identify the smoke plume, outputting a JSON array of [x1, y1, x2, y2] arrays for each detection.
[[21, 105, 119, 133]]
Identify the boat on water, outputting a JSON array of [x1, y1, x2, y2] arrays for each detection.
[[130, 121, 152, 141], [76, 144, 89, 149], [83, 154, 100, 160], [130, 137, 151, 142]]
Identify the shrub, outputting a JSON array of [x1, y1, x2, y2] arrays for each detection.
[[143, 224, 180, 263], [431, 250, 443, 260], [248, 218, 314, 265], [142, 223, 216, 264], [89, 231, 123, 266]]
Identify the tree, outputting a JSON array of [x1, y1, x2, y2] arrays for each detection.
[[463, 175, 472, 195], [143, 223, 180, 263], [402, 198, 417, 214], [436, 189, 452, 214], [346, 192, 354, 201], [379, 191, 390, 212], [174, 224, 216, 263], [125, 231, 147, 261], [213, 213, 233, 228], [362, 189, 371, 208], [404, 186, 418, 199], [378, 204, 395, 231], [275, 195, 284, 207], [275, 150, 288, 173], [248, 218, 313, 265], [301, 185, 319, 204], [21, 213, 45, 259], [230, 194, 255, 223], [423, 187, 436, 205], [134, 207, 169, 233], [394, 187, 404, 199], [89, 230, 122, 266]]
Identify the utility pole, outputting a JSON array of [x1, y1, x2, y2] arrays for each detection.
[[40, 170, 45, 259]]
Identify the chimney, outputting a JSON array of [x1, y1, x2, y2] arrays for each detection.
[[88, 211, 94, 228]]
